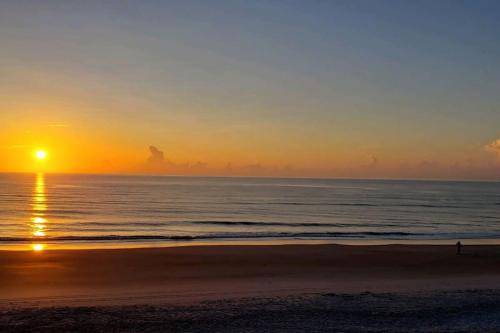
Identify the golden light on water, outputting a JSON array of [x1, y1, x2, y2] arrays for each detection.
[[32, 244, 45, 252], [30, 173, 48, 251], [32, 173, 47, 213], [32, 216, 47, 224], [33, 230, 46, 237]]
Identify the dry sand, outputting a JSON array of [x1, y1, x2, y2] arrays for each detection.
[[1, 244, 500, 308]]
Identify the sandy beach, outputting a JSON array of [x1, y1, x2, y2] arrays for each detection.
[[1, 244, 500, 306], [2, 244, 500, 331]]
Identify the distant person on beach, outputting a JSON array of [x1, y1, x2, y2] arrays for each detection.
[[456, 241, 462, 255]]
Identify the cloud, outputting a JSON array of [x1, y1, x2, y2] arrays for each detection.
[[484, 139, 500, 157], [141, 146, 300, 176], [144, 146, 203, 174], [137, 144, 498, 179], [147, 146, 165, 164]]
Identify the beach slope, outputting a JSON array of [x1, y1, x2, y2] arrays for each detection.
[[1, 244, 500, 307]]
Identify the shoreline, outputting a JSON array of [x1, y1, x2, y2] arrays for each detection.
[[2, 244, 500, 308], [3, 237, 500, 251]]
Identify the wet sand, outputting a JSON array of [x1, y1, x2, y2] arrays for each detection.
[[1, 244, 500, 308]]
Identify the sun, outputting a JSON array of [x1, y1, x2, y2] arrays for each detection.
[[35, 150, 47, 160]]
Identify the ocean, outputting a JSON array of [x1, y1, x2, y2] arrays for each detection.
[[0, 173, 499, 249]]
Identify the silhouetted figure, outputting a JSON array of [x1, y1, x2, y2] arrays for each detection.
[[456, 241, 462, 255]]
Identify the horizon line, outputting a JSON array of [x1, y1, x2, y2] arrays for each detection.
[[1, 171, 498, 184]]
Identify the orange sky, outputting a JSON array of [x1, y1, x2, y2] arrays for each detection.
[[1, 118, 499, 180], [1, 1, 499, 180]]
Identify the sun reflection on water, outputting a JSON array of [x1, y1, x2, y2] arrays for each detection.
[[31, 173, 47, 251], [32, 243, 45, 252]]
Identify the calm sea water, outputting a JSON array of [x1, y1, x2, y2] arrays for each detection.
[[0, 173, 499, 249]]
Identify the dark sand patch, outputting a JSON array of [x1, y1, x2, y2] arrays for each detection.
[[2, 289, 500, 332]]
